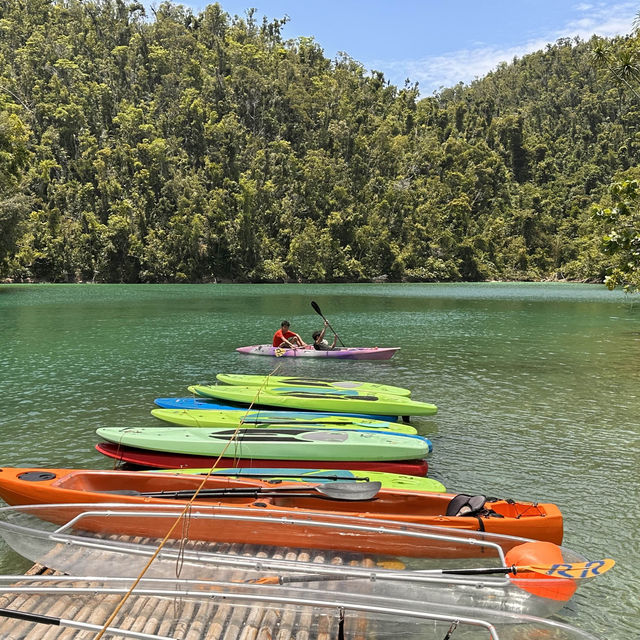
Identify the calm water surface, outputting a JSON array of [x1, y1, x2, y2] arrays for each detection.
[[0, 282, 638, 639]]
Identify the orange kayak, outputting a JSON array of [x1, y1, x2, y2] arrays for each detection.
[[0, 467, 563, 551]]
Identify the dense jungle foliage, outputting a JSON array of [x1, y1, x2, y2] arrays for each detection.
[[1, 0, 639, 285]]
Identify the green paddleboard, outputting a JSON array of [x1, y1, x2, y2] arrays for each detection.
[[96, 427, 431, 461], [191, 385, 438, 417], [148, 467, 446, 492], [216, 374, 412, 397], [151, 408, 417, 434]]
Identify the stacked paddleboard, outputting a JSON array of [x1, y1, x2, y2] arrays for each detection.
[[96, 373, 439, 480], [149, 409, 417, 433], [189, 382, 437, 417], [96, 427, 432, 461], [154, 396, 398, 422], [215, 374, 412, 396]]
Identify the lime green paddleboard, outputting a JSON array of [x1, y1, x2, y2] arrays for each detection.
[[191, 385, 438, 417], [96, 427, 432, 461], [151, 408, 417, 434], [148, 467, 446, 492], [216, 374, 412, 397]]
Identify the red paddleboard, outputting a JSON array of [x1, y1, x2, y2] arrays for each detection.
[[95, 442, 429, 476]]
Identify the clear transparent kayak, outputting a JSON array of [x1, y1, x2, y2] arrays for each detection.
[[0, 575, 598, 640], [0, 573, 603, 640], [0, 503, 609, 624]]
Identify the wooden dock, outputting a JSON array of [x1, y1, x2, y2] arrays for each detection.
[[0, 538, 374, 640]]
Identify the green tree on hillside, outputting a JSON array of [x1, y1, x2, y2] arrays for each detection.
[[593, 178, 640, 292], [590, 19, 640, 293], [0, 107, 30, 271], [0, 1, 639, 284]]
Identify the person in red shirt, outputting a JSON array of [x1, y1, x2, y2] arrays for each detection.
[[273, 320, 308, 348]]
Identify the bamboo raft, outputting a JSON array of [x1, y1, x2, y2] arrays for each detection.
[[0, 535, 379, 640]]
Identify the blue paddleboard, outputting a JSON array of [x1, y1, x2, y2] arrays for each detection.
[[153, 397, 399, 422]]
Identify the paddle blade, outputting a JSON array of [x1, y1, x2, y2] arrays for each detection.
[[316, 480, 381, 501], [446, 558, 614, 580], [250, 576, 280, 585], [521, 558, 615, 579], [311, 300, 323, 316]]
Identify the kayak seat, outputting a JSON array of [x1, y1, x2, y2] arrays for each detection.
[[446, 494, 505, 519], [446, 494, 488, 517]]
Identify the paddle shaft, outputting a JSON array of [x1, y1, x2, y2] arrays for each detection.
[[0, 607, 176, 640], [254, 558, 614, 585], [144, 490, 351, 500], [311, 301, 346, 347], [106, 480, 381, 501]]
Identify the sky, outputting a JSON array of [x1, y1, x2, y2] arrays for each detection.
[[172, 0, 639, 95]]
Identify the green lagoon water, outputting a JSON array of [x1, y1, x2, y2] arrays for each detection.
[[0, 282, 638, 639]]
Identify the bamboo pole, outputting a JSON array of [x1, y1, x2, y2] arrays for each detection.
[[203, 543, 256, 640], [274, 549, 313, 640], [139, 596, 174, 640]]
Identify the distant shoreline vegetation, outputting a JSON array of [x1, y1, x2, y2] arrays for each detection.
[[0, 1, 638, 288], [0, 276, 605, 286]]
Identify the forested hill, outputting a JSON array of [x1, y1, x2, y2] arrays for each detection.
[[0, 0, 637, 283]]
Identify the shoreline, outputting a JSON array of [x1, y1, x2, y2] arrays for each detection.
[[0, 277, 604, 286]]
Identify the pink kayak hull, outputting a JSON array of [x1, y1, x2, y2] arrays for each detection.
[[96, 443, 428, 476], [236, 345, 400, 360]]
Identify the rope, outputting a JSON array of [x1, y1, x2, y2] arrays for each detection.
[[95, 363, 284, 638]]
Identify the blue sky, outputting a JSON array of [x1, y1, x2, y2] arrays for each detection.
[[175, 1, 638, 94]]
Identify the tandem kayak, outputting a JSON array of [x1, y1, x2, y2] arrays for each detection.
[[0, 467, 563, 544], [149, 467, 447, 492], [96, 427, 433, 461], [95, 442, 430, 475], [191, 385, 438, 417], [236, 345, 400, 360], [170, 391, 399, 422], [150, 408, 417, 434], [216, 373, 411, 397]]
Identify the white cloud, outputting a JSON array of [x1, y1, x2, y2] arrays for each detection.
[[369, 2, 638, 95]]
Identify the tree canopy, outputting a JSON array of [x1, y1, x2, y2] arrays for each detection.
[[1, 0, 639, 284]]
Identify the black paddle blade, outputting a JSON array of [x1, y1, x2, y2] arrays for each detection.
[[310, 300, 346, 347]]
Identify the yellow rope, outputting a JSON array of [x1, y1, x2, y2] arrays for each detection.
[[95, 363, 284, 638]]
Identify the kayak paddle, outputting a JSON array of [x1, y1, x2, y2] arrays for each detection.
[[437, 557, 615, 578], [311, 300, 346, 347], [251, 558, 615, 585], [105, 480, 382, 502]]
